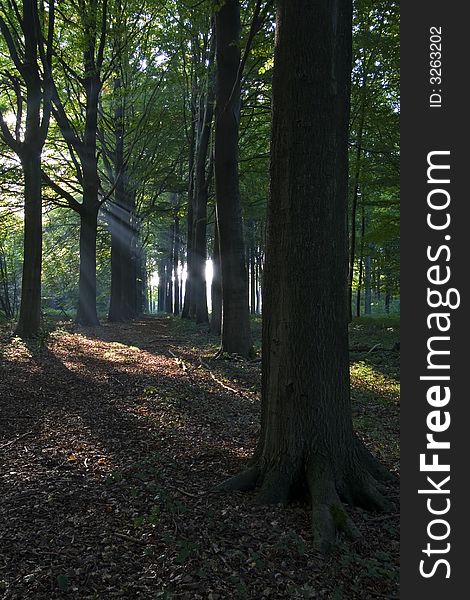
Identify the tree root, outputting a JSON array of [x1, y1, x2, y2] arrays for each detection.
[[355, 437, 397, 483], [217, 451, 394, 552], [215, 466, 260, 492]]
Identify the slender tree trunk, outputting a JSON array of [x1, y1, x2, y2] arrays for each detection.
[[214, 0, 252, 357], [210, 219, 222, 335], [255, 242, 262, 314], [108, 206, 124, 321], [248, 221, 256, 315], [193, 35, 215, 325], [348, 80, 367, 321], [182, 88, 198, 320], [166, 227, 174, 314], [364, 254, 372, 315], [157, 259, 165, 312], [137, 246, 146, 314], [173, 211, 180, 316], [219, 0, 391, 550], [356, 207, 366, 318], [76, 203, 99, 325], [0, 248, 13, 319], [16, 152, 42, 336]]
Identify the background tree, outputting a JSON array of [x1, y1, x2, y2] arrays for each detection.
[[0, 0, 54, 336], [213, 0, 251, 357]]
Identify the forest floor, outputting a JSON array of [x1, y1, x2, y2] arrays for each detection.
[[0, 315, 399, 600]]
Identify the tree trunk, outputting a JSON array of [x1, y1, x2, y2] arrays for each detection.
[[173, 211, 180, 316], [76, 60, 101, 325], [210, 219, 222, 335], [165, 227, 174, 314], [219, 0, 391, 551], [2, 0, 53, 337], [364, 254, 372, 315], [16, 152, 42, 337], [356, 207, 366, 318], [249, 221, 256, 315], [158, 259, 165, 312], [255, 242, 262, 314], [182, 88, 198, 320], [214, 0, 252, 357], [193, 36, 215, 325], [136, 245, 146, 314], [182, 203, 194, 319], [108, 205, 124, 321], [76, 204, 99, 325], [108, 76, 137, 322]]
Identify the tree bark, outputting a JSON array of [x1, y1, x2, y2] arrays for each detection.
[[16, 152, 43, 336], [108, 77, 137, 322], [214, 0, 252, 357], [210, 219, 222, 335], [356, 206, 366, 318], [182, 69, 198, 320], [219, 0, 391, 550], [364, 254, 372, 315], [76, 203, 99, 325], [173, 209, 181, 316], [248, 220, 256, 315]]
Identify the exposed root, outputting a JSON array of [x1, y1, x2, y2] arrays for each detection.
[[355, 436, 397, 483], [213, 347, 224, 360], [215, 466, 260, 492], [350, 475, 393, 513], [306, 462, 351, 551], [218, 450, 393, 552]]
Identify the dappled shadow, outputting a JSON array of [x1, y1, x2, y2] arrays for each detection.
[[0, 318, 399, 599]]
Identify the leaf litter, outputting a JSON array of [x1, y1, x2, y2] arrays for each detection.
[[0, 316, 399, 599]]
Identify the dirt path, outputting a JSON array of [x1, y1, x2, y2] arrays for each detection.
[[0, 317, 399, 599]]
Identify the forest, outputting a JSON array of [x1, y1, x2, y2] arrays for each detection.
[[0, 0, 399, 598]]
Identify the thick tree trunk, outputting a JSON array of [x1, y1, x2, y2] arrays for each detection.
[[76, 203, 99, 325], [16, 152, 42, 337], [219, 0, 391, 550], [214, 0, 252, 357], [210, 220, 222, 335], [6, 0, 52, 337], [76, 62, 101, 326]]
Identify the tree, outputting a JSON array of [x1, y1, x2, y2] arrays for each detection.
[[214, 0, 252, 356], [348, 0, 399, 316], [0, 0, 55, 336], [46, 0, 110, 325], [220, 0, 392, 550]]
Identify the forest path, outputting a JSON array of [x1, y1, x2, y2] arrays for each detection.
[[0, 317, 399, 599]]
